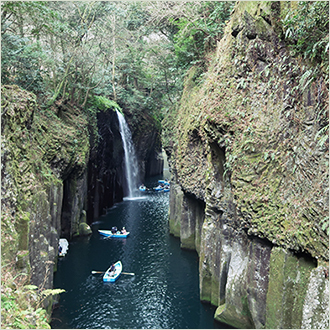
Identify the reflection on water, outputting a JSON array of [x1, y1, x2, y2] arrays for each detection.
[[51, 177, 228, 329]]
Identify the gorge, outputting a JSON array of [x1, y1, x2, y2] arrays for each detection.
[[1, 1, 329, 329]]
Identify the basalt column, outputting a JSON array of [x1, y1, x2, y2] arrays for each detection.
[[87, 110, 125, 222]]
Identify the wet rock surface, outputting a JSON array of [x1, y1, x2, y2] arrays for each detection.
[[165, 2, 329, 328]]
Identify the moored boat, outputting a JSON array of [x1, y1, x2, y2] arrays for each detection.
[[158, 179, 170, 184], [103, 261, 122, 282], [58, 238, 69, 257], [98, 229, 130, 238], [154, 185, 164, 191]]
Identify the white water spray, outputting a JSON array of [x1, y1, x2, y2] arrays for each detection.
[[116, 110, 139, 198]]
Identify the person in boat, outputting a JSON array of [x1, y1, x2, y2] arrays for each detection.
[[111, 226, 117, 234], [139, 184, 146, 191], [109, 263, 116, 275], [58, 245, 62, 254], [121, 227, 127, 234]]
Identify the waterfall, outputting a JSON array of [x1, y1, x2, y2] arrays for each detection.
[[116, 110, 139, 198]]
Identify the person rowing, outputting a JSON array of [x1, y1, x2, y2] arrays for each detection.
[[109, 263, 116, 276]]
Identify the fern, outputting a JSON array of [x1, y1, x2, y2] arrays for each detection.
[[94, 95, 122, 112], [314, 124, 329, 148], [320, 216, 329, 235], [41, 288, 66, 297], [298, 69, 313, 91]]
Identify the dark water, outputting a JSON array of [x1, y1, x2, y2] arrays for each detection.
[[51, 177, 229, 329]]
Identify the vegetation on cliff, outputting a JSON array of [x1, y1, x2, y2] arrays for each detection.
[[1, 2, 234, 328], [163, 1, 328, 260], [1, 1, 328, 328], [1, 84, 90, 328]]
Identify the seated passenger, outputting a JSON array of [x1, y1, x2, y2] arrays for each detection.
[[121, 227, 127, 234], [109, 263, 116, 275]]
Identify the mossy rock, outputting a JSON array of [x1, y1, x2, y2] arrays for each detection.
[[215, 303, 254, 329], [78, 222, 92, 236]]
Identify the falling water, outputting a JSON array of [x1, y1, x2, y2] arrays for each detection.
[[116, 110, 139, 198]]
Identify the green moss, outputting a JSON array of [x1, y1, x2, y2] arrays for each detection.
[[2, 84, 91, 329], [181, 233, 195, 250], [211, 276, 220, 306], [16, 250, 30, 271], [214, 302, 254, 329], [291, 257, 315, 328], [282, 254, 298, 328], [17, 211, 30, 251], [265, 248, 286, 328], [166, 0, 328, 258], [200, 270, 212, 303], [265, 248, 316, 328], [169, 218, 181, 237]]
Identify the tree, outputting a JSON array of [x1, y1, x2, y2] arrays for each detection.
[[1, 1, 235, 125]]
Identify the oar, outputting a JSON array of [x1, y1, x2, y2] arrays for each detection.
[[91, 270, 135, 275], [91, 270, 104, 274]]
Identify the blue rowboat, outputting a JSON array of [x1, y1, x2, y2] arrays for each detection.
[[154, 185, 164, 191], [163, 186, 170, 192], [158, 180, 170, 185], [98, 230, 130, 238], [139, 185, 146, 191], [103, 261, 122, 282]]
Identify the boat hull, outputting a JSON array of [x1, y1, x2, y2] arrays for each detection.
[[59, 238, 69, 257], [98, 230, 130, 238], [154, 186, 164, 191], [103, 261, 122, 282]]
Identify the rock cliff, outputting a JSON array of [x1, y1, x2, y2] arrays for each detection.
[[1, 86, 91, 290], [1, 85, 163, 322], [164, 2, 329, 328]]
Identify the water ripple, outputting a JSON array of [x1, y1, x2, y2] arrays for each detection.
[[51, 188, 221, 329]]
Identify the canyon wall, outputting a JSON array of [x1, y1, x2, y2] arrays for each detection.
[[1, 87, 91, 290], [165, 2, 329, 328], [1, 86, 163, 313]]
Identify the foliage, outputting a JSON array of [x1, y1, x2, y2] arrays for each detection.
[[281, 1, 329, 70], [170, 1, 234, 69], [1, 263, 65, 329], [1, 1, 235, 128], [92, 95, 122, 113], [166, 1, 329, 260]]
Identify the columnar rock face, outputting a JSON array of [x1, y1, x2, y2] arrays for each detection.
[[165, 1, 328, 328], [1, 87, 90, 289], [129, 112, 164, 180], [87, 110, 125, 222], [86, 109, 164, 223], [1, 84, 165, 296]]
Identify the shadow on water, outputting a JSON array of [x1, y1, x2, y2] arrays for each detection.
[[51, 176, 233, 329]]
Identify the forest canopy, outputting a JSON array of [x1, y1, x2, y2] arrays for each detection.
[[1, 1, 328, 124], [1, 1, 234, 124]]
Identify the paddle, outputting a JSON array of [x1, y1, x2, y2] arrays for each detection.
[[91, 270, 135, 276]]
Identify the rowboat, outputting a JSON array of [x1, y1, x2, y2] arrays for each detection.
[[158, 179, 170, 185], [58, 238, 69, 257], [154, 185, 164, 191], [163, 186, 170, 192], [103, 261, 122, 282], [98, 229, 130, 238], [139, 185, 147, 191]]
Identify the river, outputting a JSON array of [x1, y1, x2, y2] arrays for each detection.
[[51, 176, 230, 329]]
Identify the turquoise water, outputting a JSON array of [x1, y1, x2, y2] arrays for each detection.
[[51, 177, 230, 329]]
